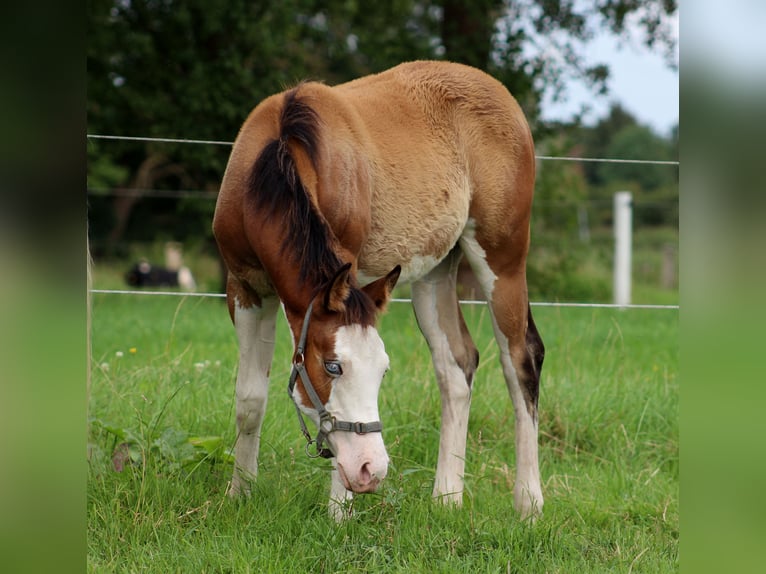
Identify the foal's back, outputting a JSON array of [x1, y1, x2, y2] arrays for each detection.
[[217, 61, 535, 288], [315, 61, 536, 282]]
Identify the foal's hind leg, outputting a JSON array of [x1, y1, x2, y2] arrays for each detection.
[[460, 238, 545, 519], [226, 276, 279, 497], [411, 248, 479, 505]]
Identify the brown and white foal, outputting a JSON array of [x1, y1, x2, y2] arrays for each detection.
[[213, 61, 545, 520]]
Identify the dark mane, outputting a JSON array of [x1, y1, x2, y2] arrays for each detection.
[[247, 86, 343, 288], [341, 287, 378, 327], [246, 87, 378, 326]]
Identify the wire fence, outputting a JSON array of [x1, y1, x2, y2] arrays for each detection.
[[89, 288, 679, 310], [86, 133, 679, 167], [87, 131, 679, 311]]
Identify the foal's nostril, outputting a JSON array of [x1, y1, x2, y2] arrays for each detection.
[[359, 462, 373, 484], [346, 461, 384, 493]]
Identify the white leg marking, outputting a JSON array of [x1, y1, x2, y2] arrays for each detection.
[[230, 297, 278, 496], [498, 346, 543, 519], [411, 278, 472, 505], [329, 466, 354, 522], [460, 230, 543, 518]]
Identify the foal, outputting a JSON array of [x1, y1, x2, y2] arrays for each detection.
[[213, 60, 544, 520]]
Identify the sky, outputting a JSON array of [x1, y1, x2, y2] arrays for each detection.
[[545, 1, 766, 137], [539, 12, 679, 137]]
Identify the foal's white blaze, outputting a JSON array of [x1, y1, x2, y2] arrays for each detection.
[[326, 324, 390, 493]]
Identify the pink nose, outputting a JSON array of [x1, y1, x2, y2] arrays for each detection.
[[356, 462, 381, 492], [339, 461, 387, 493]]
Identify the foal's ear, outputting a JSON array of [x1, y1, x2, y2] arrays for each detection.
[[323, 262, 353, 313], [362, 265, 401, 312]]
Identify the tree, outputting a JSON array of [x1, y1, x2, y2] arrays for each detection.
[[441, 0, 504, 69], [579, 103, 642, 187], [567, 102, 678, 228], [87, 0, 677, 252], [438, 0, 677, 119], [87, 0, 321, 253], [599, 124, 676, 191]]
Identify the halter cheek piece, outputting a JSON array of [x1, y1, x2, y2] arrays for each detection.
[[287, 301, 383, 459]]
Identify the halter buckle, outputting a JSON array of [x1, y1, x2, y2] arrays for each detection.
[[320, 416, 335, 434], [352, 421, 366, 434]]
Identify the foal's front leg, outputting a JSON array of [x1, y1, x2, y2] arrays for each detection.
[[229, 296, 279, 496], [329, 466, 353, 522]]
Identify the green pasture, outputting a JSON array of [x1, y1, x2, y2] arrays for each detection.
[[87, 290, 678, 573]]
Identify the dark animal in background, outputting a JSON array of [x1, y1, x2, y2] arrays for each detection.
[[125, 260, 197, 290]]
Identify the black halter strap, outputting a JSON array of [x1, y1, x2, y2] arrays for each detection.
[[287, 301, 383, 459]]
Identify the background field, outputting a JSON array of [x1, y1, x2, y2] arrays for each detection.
[[87, 288, 678, 573]]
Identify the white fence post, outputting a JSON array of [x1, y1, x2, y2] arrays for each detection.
[[614, 191, 632, 307]]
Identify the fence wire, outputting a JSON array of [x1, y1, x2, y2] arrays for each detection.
[[89, 289, 678, 310], [88, 131, 678, 311], [87, 133, 679, 167]]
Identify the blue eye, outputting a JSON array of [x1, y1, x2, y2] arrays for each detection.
[[324, 361, 343, 377]]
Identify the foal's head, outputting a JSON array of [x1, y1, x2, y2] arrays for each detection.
[[289, 263, 400, 493]]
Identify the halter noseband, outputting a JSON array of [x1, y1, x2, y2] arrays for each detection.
[[287, 301, 383, 459]]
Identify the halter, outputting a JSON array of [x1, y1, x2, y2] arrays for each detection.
[[287, 301, 383, 459]]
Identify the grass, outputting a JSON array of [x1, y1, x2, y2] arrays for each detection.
[[88, 288, 678, 573]]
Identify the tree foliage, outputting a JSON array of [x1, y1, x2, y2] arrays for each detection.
[[87, 0, 677, 253]]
